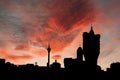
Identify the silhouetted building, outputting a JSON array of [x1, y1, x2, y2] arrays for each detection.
[[83, 27, 100, 66], [0, 58, 5, 64], [47, 43, 51, 68], [108, 62, 120, 71], [0, 58, 5, 70], [106, 62, 120, 80], [64, 46, 84, 69], [64, 58, 76, 69], [77, 46, 83, 62], [51, 60, 61, 69], [64, 27, 100, 69]]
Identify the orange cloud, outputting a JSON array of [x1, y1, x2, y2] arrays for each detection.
[[0, 48, 33, 64], [0, 49, 9, 58], [52, 55, 62, 60], [30, 47, 47, 57], [7, 55, 32, 61]]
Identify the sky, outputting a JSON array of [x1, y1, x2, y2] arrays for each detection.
[[0, 0, 120, 70]]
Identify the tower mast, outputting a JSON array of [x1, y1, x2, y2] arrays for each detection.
[[47, 43, 51, 68]]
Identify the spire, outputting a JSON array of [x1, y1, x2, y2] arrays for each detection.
[[47, 42, 51, 53], [89, 26, 94, 35]]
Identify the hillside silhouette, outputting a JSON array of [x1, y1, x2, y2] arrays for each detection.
[[0, 27, 119, 80]]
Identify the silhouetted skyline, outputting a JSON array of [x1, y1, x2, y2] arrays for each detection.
[[0, 27, 118, 70], [0, 0, 120, 71], [0, 27, 120, 80]]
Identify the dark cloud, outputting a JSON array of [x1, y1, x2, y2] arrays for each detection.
[[15, 43, 29, 51], [49, 0, 95, 30], [16, 0, 96, 52]]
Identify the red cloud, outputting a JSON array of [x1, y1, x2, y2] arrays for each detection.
[[52, 55, 62, 60], [19, 0, 96, 54], [114, 38, 120, 42]]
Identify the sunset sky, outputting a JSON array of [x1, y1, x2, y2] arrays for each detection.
[[0, 0, 120, 70]]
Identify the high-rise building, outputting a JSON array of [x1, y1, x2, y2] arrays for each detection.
[[83, 27, 100, 66]]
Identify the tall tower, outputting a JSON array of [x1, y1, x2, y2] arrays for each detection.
[[47, 43, 51, 68], [83, 26, 100, 66]]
